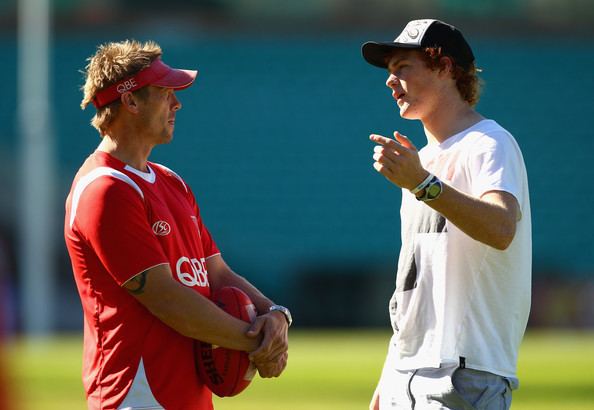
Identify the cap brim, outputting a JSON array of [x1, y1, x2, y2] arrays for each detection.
[[362, 41, 420, 68], [152, 68, 198, 90]]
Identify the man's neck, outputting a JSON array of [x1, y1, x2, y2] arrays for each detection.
[[97, 130, 153, 172], [422, 98, 484, 144]]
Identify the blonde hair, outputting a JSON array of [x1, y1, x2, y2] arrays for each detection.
[[80, 40, 162, 135]]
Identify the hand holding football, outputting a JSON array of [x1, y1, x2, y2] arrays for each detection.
[[195, 287, 257, 397]]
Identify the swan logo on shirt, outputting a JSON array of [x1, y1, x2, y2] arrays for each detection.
[[152, 221, 171, 236]]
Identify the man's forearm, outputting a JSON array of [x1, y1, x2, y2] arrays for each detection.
[[420, 183, 519, 250], [126, 265, 260, 352], [212, 267, 275, 315]]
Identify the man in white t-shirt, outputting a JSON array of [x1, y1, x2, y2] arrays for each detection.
[[361, 20, 531, 409]]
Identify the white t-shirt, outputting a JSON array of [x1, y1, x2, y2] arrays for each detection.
[[387, 119, 531, 380]]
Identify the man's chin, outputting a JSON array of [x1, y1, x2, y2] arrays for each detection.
[[397, 103, 408, 117], [398, 106, 419, 120], [399, 109, 414, 120], [160, 133, 174, 145]]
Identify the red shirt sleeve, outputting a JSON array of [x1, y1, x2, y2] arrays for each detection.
[[195, 208, 219, 259], [187, 186, 219, 259], [73, 176, 169, 285]]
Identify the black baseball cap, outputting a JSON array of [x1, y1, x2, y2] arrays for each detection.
[[361, 19, 475, 69]]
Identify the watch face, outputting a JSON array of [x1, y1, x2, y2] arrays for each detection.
[[428, 183, 441, 197]]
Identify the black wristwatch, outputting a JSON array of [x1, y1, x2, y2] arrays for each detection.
[[269, 305, 292, 327], [416, 175, 443, 202]]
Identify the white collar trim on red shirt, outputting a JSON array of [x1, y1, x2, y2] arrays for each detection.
[[124, 164, 156, 184]]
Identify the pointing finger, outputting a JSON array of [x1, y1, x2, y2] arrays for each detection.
[[369, 134, 392, 145], [370, 134, 408, 154]]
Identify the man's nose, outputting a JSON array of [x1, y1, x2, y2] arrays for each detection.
[[171, 93, 182, 111], [386, 74, 399, 89]]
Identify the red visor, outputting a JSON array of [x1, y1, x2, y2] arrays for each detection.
[[92, 59, 198, 109]]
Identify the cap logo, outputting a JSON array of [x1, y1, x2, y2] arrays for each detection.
[[152, 220, 171, 236], [406, 28, 420, 39], [394, 19, 436, 46], [116, 78, 138, 94]]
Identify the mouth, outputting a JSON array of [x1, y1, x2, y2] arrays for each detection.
[[394, 92, 407, 107]]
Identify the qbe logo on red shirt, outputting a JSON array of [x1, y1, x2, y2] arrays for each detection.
[[176, 256, 209, 288]]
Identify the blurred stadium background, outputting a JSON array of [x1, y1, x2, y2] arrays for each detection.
[[0, 0, 593, 408]]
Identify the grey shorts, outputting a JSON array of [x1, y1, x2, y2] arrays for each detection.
[[379, 364, 514, 410]]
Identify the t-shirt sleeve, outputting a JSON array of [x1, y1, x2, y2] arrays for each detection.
[[468, 131, 526, 203], [74, 177, 169, 285]]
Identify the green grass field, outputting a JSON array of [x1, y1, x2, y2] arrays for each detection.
[[4, 329, 594, 409]]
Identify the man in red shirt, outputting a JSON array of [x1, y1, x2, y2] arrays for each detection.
[[64, 40, 291, 409]]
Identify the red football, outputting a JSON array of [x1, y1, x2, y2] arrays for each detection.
[[195, 287, 257, 397]]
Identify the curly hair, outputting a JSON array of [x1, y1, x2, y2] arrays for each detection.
[[80, 40, 162, 135], [420, 47, 482, 107]]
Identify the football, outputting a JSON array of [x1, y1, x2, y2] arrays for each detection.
[[195, 286, 258, 397]]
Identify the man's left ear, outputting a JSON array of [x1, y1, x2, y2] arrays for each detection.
[[120, 92, 140, 114], [439, 56, 455, 76]]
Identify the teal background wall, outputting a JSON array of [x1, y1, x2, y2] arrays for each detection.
[[1, 29, 593, 328]]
